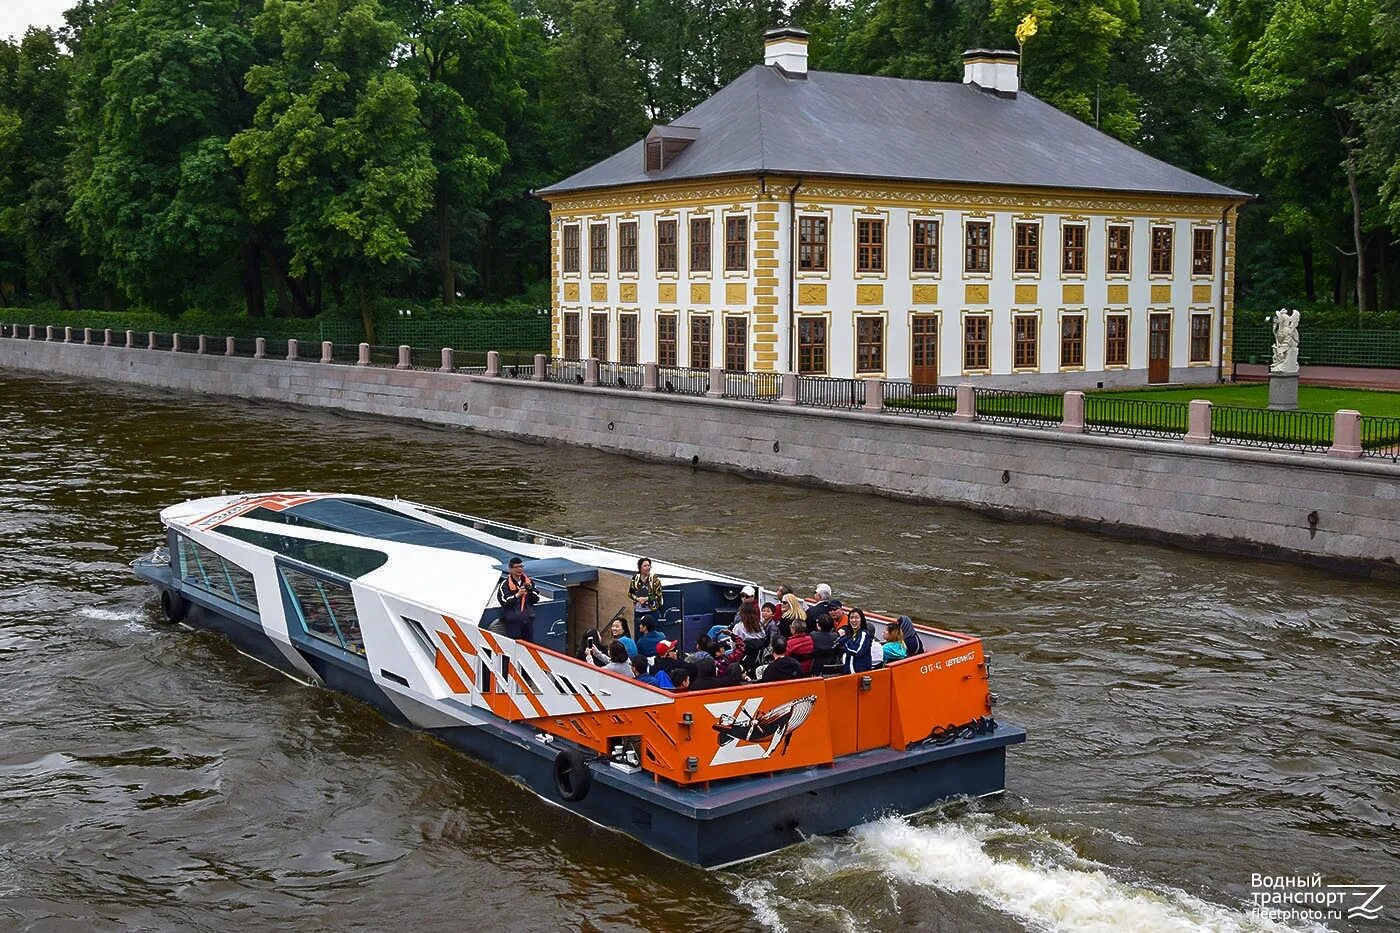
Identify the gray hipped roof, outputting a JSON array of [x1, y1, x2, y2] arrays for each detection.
[[538, 66, 1248, 200]]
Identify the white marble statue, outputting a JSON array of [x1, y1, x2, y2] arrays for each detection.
[[1270, 307, 1300, 374]]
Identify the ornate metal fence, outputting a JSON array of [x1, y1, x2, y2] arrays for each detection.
[[1210, 405, 1333, 452], [1083, 396, 1190, 439], [882, 382, 956, 417]]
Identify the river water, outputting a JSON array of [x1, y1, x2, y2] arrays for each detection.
[[0, 370, 1395, 932]]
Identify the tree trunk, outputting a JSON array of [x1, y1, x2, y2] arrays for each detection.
[[1380, 236, 1394, 311], [438, 191, 454, 304], [1301, 243, 1315, 301], [1362, 232, 1379, 314], [241, 241, 265, 317], [1345, 148, 1368, 314], [357, 278, 376, 344], [259, 243, 313, 318]]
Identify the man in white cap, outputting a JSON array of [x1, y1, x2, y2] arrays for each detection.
[[738, 584, 759, 616]]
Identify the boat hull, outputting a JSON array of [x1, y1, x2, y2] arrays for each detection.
[[136, 563, 1025, 868]]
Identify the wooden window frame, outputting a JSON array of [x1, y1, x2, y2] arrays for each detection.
[[561, 224, 581, 275], [723, 314, 747, 371], [964, 219, 992, 276], [797, 314, 828, 375], [855, 217, 885, 274], [590, 310, 609, 361], [854, 314, 885, 375], [588, 222, 608, 276], [963, 312, 990, 373], [689, 313, 712, 369], [798, 215, 828, 272], [1104, 312, 1130, 368], [911, 218, 940, 275], [1059, 312, 1085, 370], [1149, 225, 1173, 277], [690, 216, 712, 274], [1191, 227, 1215, 278], [656, 219, 678, 274], [1106, 223, 1132, 276], [1013, 220, 1041, 276], [617, 310, 639, 364], [1189, 311, 1212, 364], [562, 310, 581, 359], [1061, 222, 1087, 276], [617, 220, 639, 275], [1012, 312, 1039, 371], [723, 215, 748, 273], [657, 312, 679, 367]]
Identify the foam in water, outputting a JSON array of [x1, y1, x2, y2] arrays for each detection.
[[77, 606, 146, 623], [851, 816, 1316, 933]]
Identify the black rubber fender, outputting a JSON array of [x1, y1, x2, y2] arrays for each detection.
[[552, 748, 592, 802], [160, 589, 188, 623]]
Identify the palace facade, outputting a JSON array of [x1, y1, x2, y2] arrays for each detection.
[[537, 31, 1250, 388]]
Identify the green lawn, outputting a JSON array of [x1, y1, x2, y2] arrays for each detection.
[[1092, 383, 1400, 417]]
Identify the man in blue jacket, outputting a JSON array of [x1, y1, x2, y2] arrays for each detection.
[[635, 617, 664, 658]]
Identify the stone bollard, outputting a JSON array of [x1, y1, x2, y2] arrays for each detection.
[[28, 324, 37, 340], [706, 365, 725, 398], [197, 334, 208, 355], [643, 361, 658, 391], [440, 347, 454, 372], [1183, 399, 1212, 445], [225, 336, 236, 356], [397, 344, 411, 370], [47, 325, 57, 341], [1328, 409, 1363, 459], [953, 383, 976, 422], [287, 338, 299, 361], [254, 337, 266, 359], [779, 372, 798, 405], [64, 326, 73, 342], [485, 350, 501, 377], [1061, 390, 1086, 434], [320, 340, 332, 364], [534, 353, 548, 382], [357, 342, 369, 366], [863, 377, 884, 413], [83, 327, 93, 345], [103, 328, 113, 347], [584, 357, 600, 387], [147, 330, 157, 349], [172, 332, 181, 352], [125, 329, 135, 348]]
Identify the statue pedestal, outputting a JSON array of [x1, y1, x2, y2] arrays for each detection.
[[1268, 372, 1299, 411]]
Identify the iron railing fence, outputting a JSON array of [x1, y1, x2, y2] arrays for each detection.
[[151, 332, 174, 351], [263, 337, 290, 359], [1359, 416, 1400, 460], [797, 374, 864, 410], [1083, 396, 1190, 439], [724, 370, 782, 402], [657, 366, 711, 397], [409, 347, 442, 370], [499, 353, 538, 379], [1210, 405, 1333, 452], [546, 358, 587, 385], [327, 343, 360, 365], [882, 382, 956, 417], [228, 337, 257, 357], [973, 387, 1064, 427], [598, 361, 645, 389], [363, 344, 397, 366]]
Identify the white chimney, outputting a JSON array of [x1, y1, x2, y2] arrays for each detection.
[[962, 49, 1020, 98], [764, 27, 809, 78]]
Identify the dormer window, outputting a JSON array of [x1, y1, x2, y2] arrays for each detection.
[[643, 124, 700, 173]]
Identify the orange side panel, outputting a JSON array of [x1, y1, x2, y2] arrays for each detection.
[[855, 667, 893, 752], [887, 641, 991, 746], [824, 674, 860, 758], [434, 650, 469, 693]]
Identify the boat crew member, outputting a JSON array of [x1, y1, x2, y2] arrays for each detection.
[[495, 557, 540, 641], [627, 557, 664, 627]]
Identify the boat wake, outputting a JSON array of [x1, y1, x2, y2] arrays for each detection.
[[742, 812, 1323, 933], [77, 605, 148, 623]]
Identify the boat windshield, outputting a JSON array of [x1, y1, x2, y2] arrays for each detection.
[[216, 525, 389, 578]]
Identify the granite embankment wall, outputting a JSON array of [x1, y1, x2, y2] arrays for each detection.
[[4, 338, 1398, 579]]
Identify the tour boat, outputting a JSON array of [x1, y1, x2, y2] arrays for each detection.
[[131, 492, 1026, 867]]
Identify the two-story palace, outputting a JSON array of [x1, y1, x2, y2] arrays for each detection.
[[536, 29, 1250, 388]]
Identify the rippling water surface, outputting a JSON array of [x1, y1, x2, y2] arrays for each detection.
[[0, 371, 1395, 932]]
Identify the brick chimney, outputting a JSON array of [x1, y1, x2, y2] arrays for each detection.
[[764, 27, 809, 78], [962, 49, 1019, 98]]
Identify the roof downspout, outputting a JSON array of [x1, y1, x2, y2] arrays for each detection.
[[787, 178, 803, 372]]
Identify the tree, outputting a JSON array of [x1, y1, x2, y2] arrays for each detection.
[[230, 0, 436, 337]]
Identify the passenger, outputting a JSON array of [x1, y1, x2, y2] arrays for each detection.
[[731, 603, 770, 675], [627, 557, 665, 627], [689, 656, 726, 690], [631, 654, 659, 686], [786, 619, 816, 675], [760, 636, 804, 682], [779, 587, 807, 637], [495, 557, 541, 641], [736, 584, 759, 618], [635, 616, 664, 658], [587, 616, 637, 663], [687, 634, 715, 666], [837, 610, 874, 674], [808, 583, 841, 622], [897, 615, 924, 656], [849, 608, 884, 669], [808, 615, 842, 675], [655, 664, 690, 691], [760, 602, 782, 638], [712, 630, 746, 681], [601, 640, 633, 676], [652, 639, 686, 678], [882, 622, 907, 663]]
